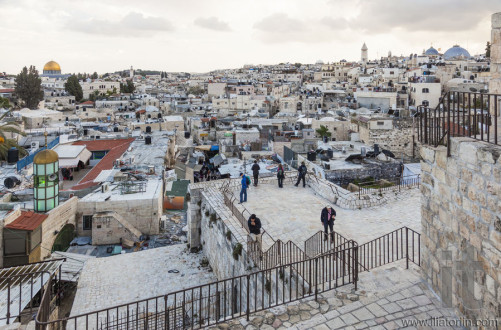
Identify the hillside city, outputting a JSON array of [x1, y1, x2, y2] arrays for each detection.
[[0, 9, 500, 330]]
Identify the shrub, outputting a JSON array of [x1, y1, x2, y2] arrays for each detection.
[[233, 243, 243, 260], [226, 230, 232, 240]]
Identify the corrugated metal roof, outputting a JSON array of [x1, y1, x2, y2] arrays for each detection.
[[51, 252, 95, 282]]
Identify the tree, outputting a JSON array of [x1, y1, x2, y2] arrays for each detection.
[[0, 110, 26, 161], [64, 75, 83, 101], [486, 42, 491, 58], [187, 86, 204, 96], [0, 97, 11, 109], [120, 80, 135, 93], [91, 72, 99, 79], [315, 125, 331, 140], [14, 66, 43, 109]]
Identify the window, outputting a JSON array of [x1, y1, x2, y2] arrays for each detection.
[[377, 121, 385, 126], [422, 88, 429, 93], [83, 215, 93, 230], [422, 100, 429, 106]]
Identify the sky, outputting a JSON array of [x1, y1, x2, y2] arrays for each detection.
[[0, 0, 499, 75]]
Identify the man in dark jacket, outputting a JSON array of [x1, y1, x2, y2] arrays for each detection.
[[321, 204, 336, 242], [251, 160, 260, 187], [295, 161, 307, 187], [248, 214, 262, 247]]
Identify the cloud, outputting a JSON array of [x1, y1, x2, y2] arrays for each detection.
[[194, 17, 231, 31], [320, 17, 349, 30], [253, 13, 350, 44], [68, 12, 174, 37], [254, 13, 305, 33], [350, 0, 498, 34]]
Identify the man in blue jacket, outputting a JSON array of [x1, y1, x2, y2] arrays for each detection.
[[239, 172, 249, 203]]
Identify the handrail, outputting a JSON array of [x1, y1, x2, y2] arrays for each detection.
[[37, 245, 359, 329]]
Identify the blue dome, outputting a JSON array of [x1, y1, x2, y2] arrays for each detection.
[[425, 47, 439, 56], [443, 45, 470, 60]]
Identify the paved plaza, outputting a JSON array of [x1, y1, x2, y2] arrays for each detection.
[[234, 183, 421, 246]]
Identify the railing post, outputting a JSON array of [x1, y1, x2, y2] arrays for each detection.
[[314, 258, 318, 302], [354, 245, 358, 291], [164, 296, 168, 329], [246, 275, 250, 321], [405, 227, 409, 269], [6, 278, 10, 324]]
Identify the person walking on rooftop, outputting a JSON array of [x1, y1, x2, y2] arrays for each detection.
[[239, 172, 249, 204], [251, 160, 260, 187], [277, 163, 285, 188], [321, 204, 336, 242], [248, 214, 262, 247], [295, 161, 307, 187]]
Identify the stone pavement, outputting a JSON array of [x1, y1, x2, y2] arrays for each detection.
[[210, 262, 463, 330], [235, 183, 421, 245]]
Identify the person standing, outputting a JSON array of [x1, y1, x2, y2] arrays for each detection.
[[321, 204, 336, 242], [295, 161, 307, 187], [277, 163, 285, 188], [248, 214, 262, 247], [239, 172, 249, 204], [251, 160, 260, 187]]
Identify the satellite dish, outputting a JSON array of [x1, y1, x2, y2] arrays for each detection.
[[48, 173, 58, 181]]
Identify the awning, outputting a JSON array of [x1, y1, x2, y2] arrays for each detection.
[[195, 145, 211, 151], [59, 158, 80, 168]]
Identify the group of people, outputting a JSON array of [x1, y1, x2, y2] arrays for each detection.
[[247, 204, 337, 247], [239, 160, 309, 203], [196, 161, 220, 182]]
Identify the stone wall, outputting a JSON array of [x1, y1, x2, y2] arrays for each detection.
[[420, 138, 501, 322], [42, 197, 79, 260], [325, 160, 402, 186], [358, 120, 416, 158], [76, 193, 162, 238]]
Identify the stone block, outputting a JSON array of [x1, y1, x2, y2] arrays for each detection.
[[436, 148, 448, 169], [420, 146, 436, 163]]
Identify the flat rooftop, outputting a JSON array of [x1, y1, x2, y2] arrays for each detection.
[[232, 183, 420, 246], [70, 244, 216, 317], [80, 178, 162, 202]]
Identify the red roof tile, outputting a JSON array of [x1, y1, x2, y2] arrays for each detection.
[[70, 138, 135, 191], [5, 211, 48, 231], [0, 88, 15, 93]]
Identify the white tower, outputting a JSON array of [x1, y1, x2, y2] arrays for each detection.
[[129, 66, 134, 78], [361, 43, 368, 64]]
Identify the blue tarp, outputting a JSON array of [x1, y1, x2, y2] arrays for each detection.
[[210, 145, 219, 151], [70, 236, 92, 246]]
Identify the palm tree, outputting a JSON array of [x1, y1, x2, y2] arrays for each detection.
[[0, 110, 26, 161], [315, 125, 331, 140]]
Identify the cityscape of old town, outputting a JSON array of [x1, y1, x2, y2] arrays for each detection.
[[0, 1, 500, 329]]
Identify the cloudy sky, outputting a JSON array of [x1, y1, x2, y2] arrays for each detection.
[[0, 0, 499, 74]]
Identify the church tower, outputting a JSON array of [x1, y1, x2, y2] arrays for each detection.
[[361, 43, 368, 64]]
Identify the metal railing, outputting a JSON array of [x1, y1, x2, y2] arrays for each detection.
[[0, 258, 65, 325], [417, 91, 500, 156], [36, 245, 359, 329], [356, 174, 421, 199], [358, 227, 420, 271]]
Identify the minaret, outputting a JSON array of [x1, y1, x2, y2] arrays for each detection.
[[361, 43, 368, 64], [129, 66, 134, 78]]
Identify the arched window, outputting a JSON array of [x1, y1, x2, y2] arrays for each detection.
[[422, 100, 429, 106], [422, 88, 429, 93]]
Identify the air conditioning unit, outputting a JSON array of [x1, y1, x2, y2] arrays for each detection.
[[102, 182, 110, 193], [31, 141, 40, 150]]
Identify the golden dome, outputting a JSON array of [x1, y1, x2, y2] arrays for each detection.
[[34, 149, 59, 164], [43, 61, 61, 72]]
